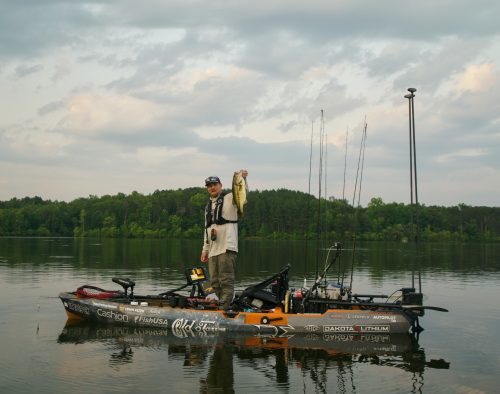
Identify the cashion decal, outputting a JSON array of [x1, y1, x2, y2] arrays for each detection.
[[97, 308, 129, 322]]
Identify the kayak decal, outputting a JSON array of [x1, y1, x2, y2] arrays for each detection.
[[97, 308, 129, 322], [277, 325, 295, 337], [119, 305, 145, 313], [92, 301, 117, 310], [372, 315, 397, 322], [65, 301, 90, 316], [323, 325, 390, 333], [134, 316, 168, 326], [171, 318, 220, 337]]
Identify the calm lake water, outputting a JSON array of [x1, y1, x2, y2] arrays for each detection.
[[0, 237, 499, 393]]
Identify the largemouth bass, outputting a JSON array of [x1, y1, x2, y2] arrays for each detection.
[[232, 171, 247, 217]]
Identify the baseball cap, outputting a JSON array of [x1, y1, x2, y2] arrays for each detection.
[[205, 176, 221, 186]]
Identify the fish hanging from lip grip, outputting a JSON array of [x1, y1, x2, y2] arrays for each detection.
[[232, 170, 248, 218]]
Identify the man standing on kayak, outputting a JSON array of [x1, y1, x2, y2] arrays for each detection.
[[201, 171, 248, 310]]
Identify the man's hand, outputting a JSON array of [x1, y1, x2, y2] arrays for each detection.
[[200, 251, 209, 263]]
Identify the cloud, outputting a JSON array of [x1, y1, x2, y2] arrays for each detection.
[[38, 100, 65, 116], [392, 37, 490, 94], [1, 1, 500, 205], [455, 63, 498, 93], [15, 63, 43, 77], [435, 148, 489, 163], [0, 2, 104, 58], [60, 93, 165, 134], [1, 125, 74, 164]]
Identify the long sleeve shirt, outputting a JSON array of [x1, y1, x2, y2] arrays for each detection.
[[202, 192, 239, 258]]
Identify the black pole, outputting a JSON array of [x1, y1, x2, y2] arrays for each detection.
[[404, 94, 414, 223], [408, 88, 419, 238], [404, 93, 415, 289], [407, 87, 422, 293]]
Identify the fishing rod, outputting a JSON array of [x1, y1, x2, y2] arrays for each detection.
[[342, 126, 349, 201], [351, 119, 367, 208], [322, 115, 329, 270], [308, 121, 314, 196], [337, 125, 350, 284], [339, 119, 367, 292], [304, 120, 314, 278], [324, 127, 328, 213], [349, 121, 367, 291], [307, 242, 342, 296], [315, 110, 325, 279], [357, 122, 367, 208], [337, 125, 352, 285], [307, 110, 338, 287]]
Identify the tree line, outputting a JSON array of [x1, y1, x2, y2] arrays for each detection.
[[0, 189, 499, 242]]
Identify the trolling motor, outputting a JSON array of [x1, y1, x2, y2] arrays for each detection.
[[112, 277, 135, 297]]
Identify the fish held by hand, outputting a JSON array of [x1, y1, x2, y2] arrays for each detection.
[[232, 170, 248, 217]]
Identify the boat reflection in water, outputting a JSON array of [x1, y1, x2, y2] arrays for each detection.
[[58, 322, 449, 393]]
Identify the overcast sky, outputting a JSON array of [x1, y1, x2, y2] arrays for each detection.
[[1, 1, 499, 206]]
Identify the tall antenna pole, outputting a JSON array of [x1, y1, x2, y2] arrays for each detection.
[[404, 92, 415, 289], [409, 88, 420, 245], [405, 93, 414, 236], [405, 88, 421, 293]]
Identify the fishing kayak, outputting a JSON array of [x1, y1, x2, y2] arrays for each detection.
[[59, 291, 414, 335], [59, 244, 446, 335]]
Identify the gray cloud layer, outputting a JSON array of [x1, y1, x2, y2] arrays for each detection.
[[1, 1, 499, 205]]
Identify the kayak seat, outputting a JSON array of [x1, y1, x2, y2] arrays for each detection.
[[234, 264, 290, 310], [243, 288, 279, 305]]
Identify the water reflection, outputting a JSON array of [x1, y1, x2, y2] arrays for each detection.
[[201, 345, 234, 393], [109, 345, 134, 368], [2, 237, 499, 277], [58, 322, 449, 393]]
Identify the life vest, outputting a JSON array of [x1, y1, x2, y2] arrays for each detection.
[[205, 193, 238, 229]]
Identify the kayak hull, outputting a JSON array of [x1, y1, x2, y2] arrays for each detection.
[[59, 292, 413, 335]]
